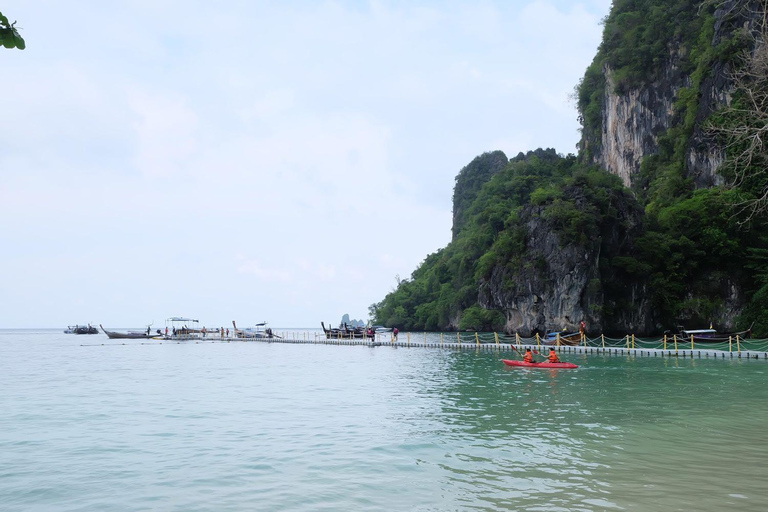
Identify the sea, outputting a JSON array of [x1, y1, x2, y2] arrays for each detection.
[[2, 329, 767, 511]]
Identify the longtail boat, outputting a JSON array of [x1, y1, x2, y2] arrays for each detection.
[[100, 324, 161, 339], [321, 321, 374, 339]]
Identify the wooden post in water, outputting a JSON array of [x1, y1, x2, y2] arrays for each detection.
[[601, 333, 605, 348], [516, 333, 521, 350], [632, 334, 636, 349], [536, 332, 541, 349], [691, 334, 694, 351], [457, 332, 461, 346], [495, 332, 500, 348], [407, 332, 410, 347], [556, 333, 560, 347], [674, 334, 678, 354], [737, 334, 741, 353], [663, 334, 667, 350], [440, 332, 444, 347], [729, 335, 733, 353], [475, 332, 480, 347]]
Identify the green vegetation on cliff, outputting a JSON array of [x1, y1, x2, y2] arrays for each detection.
[[370, 150, 641, 332]]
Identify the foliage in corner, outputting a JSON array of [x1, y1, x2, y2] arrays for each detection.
[[0, 12, 25, 50]]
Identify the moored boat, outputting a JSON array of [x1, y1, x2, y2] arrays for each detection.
[[321, 321, 374, 339], [543, 321, 586, 346], [232, 320, 279, 339], [69, 324, 98, 335], [100, 324, 162, 339], [502, 359, 579, 369], [672, 325, 753, 343]]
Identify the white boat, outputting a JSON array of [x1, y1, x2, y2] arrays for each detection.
[[165, 317, 202, 339], [232, 321, 280, 339]]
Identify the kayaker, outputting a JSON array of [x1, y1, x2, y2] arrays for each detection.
[[548, 348, 561, 363], [524, 348, 535, 363]]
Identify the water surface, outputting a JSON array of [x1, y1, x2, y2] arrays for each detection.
[[2, 330, 767, 511]]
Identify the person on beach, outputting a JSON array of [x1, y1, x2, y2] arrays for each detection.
[[548, 348, 560, 363], [524, 348, 535, 363], [393, 327, 399, 341]]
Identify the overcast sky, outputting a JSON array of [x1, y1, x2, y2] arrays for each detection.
[[1, 0, 611, 329]]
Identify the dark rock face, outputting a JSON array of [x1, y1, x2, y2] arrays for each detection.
[[478, 206, 600, 335], [478, 189, 654, 336]]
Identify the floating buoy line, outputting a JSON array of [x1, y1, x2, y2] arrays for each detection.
[[79, 331, 768, 359]]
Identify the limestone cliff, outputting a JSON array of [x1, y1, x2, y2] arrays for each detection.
[[477, 184, 653, 336], [585, 1, 757, 189], [594, 58, 685, 188]]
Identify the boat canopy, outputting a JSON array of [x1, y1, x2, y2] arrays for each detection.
[[167, 317, 199, 322], [682, 329, 716, 334]]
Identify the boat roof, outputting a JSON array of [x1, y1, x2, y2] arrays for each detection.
[[167, 317, 199, 322], [682, 329, 716, 334]]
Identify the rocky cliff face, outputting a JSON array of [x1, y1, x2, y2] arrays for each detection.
[[478, 189, 653, 336], [591, 3, 753, 189], [477, 207, 602, 335], [595, 58, 686, 187]]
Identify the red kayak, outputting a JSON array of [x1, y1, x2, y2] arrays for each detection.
[[502, 359, 578, 369]]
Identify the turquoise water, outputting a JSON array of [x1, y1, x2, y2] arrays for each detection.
[[2, 330, 767, 511]]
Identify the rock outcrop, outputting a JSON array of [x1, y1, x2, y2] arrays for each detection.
[[478, 188, 653, 336], [595, 58, 686, 187]]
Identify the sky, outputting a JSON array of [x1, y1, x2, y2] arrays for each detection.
[[0, 0, 611, 329]]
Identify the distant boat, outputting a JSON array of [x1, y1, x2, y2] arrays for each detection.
[[372, 325, 393, 333], [100, 325, 161, 339], [67, 324, 98, 335], [321, 321, 375, 339], [232, 321, 280, 339]]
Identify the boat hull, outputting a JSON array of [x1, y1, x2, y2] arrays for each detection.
[[502, 359, 578, 369], [543, 332, 582, 346], [100, 325, 160, 339]]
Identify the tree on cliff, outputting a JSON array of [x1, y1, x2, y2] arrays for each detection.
[[708, 0, 768, 221], [1, 11, 25, 49]]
